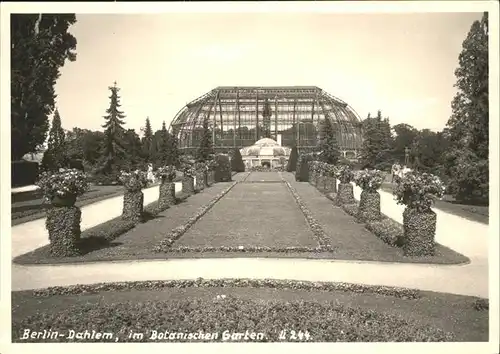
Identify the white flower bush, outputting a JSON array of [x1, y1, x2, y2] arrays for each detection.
[[36, 168, 90, 202]]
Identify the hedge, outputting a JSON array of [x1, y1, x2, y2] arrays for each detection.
[[12, 160, 39, 187]]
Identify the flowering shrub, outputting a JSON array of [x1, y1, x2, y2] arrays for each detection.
[[180, 162, 196, 178], [335, 165, 354, 183], [393, 172, 445, 212], [36, 168, 90, 202], [353, 169, 385, 192], [154, 166, 177, 182], [324, 164, 338, 178], [118, 170, 149, 191]]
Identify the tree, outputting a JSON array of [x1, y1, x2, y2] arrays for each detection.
[[196, 116, 214, 162], [141, 117, 154, 163], [167, 127, 181, 167], [391, 123, 418, 163], [359, 110, 393, 169], [65, 128, 105, 165], [317, 117, 341, 165], [100, 81, 127, 175], [41, 109, 68, 170], [262, 98, 272, 138], [155, 121, 170, 167], [11, 14, 77, 160], [231, 148, 245, 172], [123, 129, 145, 170], [444, 12, 488, 203], [286, 145, 299, 172]]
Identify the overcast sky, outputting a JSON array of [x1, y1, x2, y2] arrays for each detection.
[[8, 5, 487, 136]]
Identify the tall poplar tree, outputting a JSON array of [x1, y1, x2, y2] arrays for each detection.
[[141, 117, 154, 162]]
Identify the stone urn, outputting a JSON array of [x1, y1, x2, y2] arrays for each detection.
[[402, 207, 436, 256], [46, 194, 81, 257], [357, 190, 381, 222]]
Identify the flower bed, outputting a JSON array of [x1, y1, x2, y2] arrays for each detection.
[[36, 168, 90, 203], [15, 294, 458, 342], [31, 278, 421, 299], [154, 181, 239, 251], [281, 174, 334, 251]]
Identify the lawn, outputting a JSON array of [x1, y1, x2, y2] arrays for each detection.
[[11, 279, 488, 342], [174, 182, 318, 249]]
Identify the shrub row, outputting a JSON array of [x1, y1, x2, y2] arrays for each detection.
[[31, 278, 421, 299], [12, 160, 39, 187], [153, 181, 239, 251]]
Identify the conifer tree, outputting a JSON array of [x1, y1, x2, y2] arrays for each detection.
[[262, 98, 272, 138], [231, 148, 245, 172], [317, 117, 341, 165], [286, 145, 299, 172], [156, 121, 170, 166], [101, 81, 127, 175], [41, 108, 68, 170], [359, 110, 393, 169], [167, 127, 181, 167], [141, 117, 154, 162], [196, 116, 214, 162]]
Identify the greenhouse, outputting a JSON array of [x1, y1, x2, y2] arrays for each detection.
[[169, 86, 363, 159]]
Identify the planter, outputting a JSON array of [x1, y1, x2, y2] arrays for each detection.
[[158, 181, 176, 210], [402, 208, 436, 256], [122, 189, 144, 223], [51, 194, 77, 207], [336, 183, 355, 205], [357, 190, 381, 222], [182, 176, 195, 195], [316, 175, 325, 191], [45, 206, 82, 257], [327, 177, 337, 193]]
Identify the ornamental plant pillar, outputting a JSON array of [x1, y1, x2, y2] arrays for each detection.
[[402, 208, 436, 256], [357, 190, 381, 222], [122, 189, 144, 223], [158, 178, 176, 210], [393, 171, 444, 257], [336, 183, 355, 205], [183, 176, 195, 195], [204, 170, 210, 187], [196, 170, 205, 191], [46, 197, 82, 257]]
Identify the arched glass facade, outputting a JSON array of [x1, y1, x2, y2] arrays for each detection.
[[170, 86, 363, 155]]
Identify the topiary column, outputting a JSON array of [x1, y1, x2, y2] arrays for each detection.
[[46, 199, 82, 257], [195, 170, 205, 192], [334, 165, 355, 205], [36, 168, 90, 258], [353, 169, 385, 222], [393, 171, 444, 257], [336, 183, 355, 205], [182, 176, 195, 195], [120, 171, 148, 224], [402, 208, 436, 256], [159, 178, 176, 210], [214, 153, 232, 182], [122, 189, 144, 223], [357, 190, 381, 222]]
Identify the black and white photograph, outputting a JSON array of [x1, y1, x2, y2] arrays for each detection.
[[1, 1, 498, 353]]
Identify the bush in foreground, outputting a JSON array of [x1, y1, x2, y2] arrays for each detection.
[[231, 148, 245, 172]]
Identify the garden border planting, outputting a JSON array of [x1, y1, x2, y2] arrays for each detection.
[[28, 278, 422, 299], [154, 182, 239, 251]]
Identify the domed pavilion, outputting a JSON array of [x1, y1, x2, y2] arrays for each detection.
[[239, 138, 291, 169]]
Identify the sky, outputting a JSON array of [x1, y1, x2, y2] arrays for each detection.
[[48, 11, 483, 135]]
